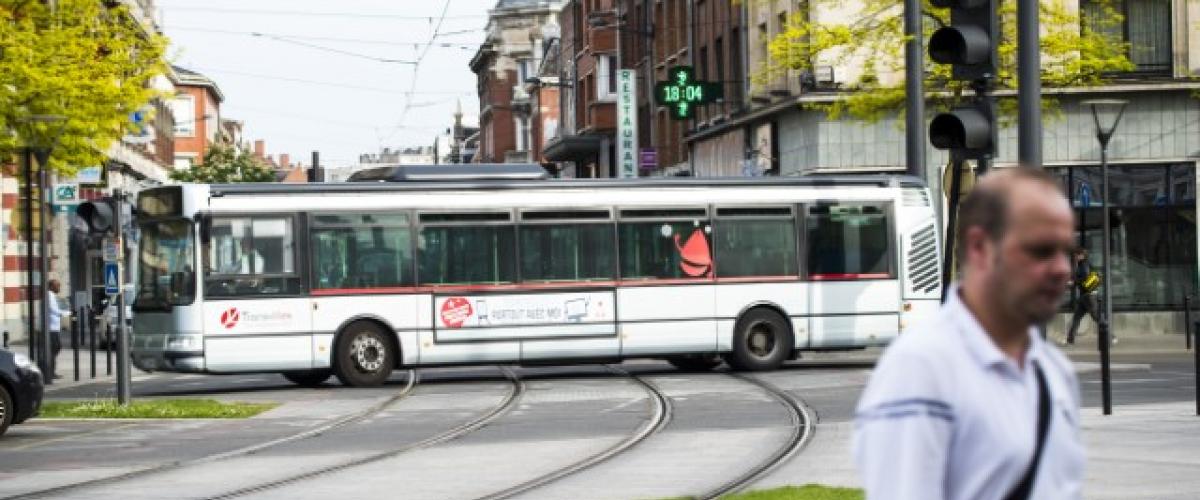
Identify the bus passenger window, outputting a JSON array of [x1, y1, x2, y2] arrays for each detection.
[[417, 213, 516, 286], [618, 209, 712, 280], [714, 207, 797, 278], [311, 214, 413, 291], [520, 223, 614, 282], [204, 216, 300, 297], [805, 205, 891, 280]]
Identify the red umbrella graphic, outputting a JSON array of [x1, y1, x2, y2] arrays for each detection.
[[674, 229, 712, 277]]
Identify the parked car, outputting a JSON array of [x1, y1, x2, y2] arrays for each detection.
[[1, 346, 45, 436]]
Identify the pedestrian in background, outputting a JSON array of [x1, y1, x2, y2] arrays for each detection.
[[1065, 247, 1101, 345], [46, 278, 67, 379], [853, 168, 1085, 500]]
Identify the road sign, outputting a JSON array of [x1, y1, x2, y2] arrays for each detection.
[[103, 239, 120, 263], [104, 263, 120, 295], [53, 183, 80, 206]]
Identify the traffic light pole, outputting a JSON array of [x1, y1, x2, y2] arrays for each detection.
[[904, 0, 925, 179], [37, 152, 51, 383], [114, 190, 131, 405], [1017, 0, 1042, 168]]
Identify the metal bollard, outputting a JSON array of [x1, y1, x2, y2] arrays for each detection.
[[87, 306, 96, 379], [73, 310, 80, 382], [2, 331, 7, 349]]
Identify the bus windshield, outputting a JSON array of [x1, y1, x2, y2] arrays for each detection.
[[136, 219, 197, 310]]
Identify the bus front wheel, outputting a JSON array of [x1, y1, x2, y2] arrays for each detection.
[[725, 309, 793, 371], [333, 323, 394, 387]]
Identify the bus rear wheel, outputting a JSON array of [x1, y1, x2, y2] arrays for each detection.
[[725, 309, 793, 371], [282, 370, 332, 387], [333, 323, 394, 387]]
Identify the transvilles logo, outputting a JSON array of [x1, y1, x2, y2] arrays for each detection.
[[220, 308, 240, 329]]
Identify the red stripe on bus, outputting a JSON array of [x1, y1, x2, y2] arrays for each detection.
[[714, 276, 800, 283], [808, 273, 891, 280]]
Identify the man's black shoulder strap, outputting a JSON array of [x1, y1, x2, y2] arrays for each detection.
[[1004, 362, 1052, 500]]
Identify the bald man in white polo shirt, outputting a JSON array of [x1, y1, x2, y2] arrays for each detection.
[[854, 168, 1085, 500]]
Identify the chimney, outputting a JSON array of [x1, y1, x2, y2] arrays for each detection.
[[280, 154, 290, 169], [254, 140, 265, 159]]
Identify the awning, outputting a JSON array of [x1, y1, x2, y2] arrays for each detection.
[[544, 134, 603, 162]]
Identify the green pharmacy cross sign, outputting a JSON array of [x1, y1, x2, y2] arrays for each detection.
[[655, 66, 722, 120]]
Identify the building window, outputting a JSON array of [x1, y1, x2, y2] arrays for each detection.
[[1054, 163, 1198, 310], [516, 58, 535, 85], [172, 95, 195, 136], [1083, 0, 1172, 73], [597, 55, 618, 100], [173, 155, 195, 170], [515, 116, 530, 151]]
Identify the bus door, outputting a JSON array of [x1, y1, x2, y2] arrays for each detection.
[[804, 203, 901, 347], [201, 215, 315, 372]]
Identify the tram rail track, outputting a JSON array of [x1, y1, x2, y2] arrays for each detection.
[[203, 366, 525, 500], [695, 373, 815, 500], [473, 365, 673, 500], [2, 370, 419, 500]]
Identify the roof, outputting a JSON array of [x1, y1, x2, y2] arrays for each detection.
[[171, 65, 225, 102], [207, 173, 927, 197]]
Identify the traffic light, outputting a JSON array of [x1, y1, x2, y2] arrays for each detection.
[[928, 0, 998, 81], [76, 198, 116, 235], [927, 0, 999, 160]]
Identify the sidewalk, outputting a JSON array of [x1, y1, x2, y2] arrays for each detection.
[[6, 340, 127, 392]]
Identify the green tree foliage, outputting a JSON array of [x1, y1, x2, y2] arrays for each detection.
[[170, 143, 277, 184], [0, 0, 168, 174], [756, 0, 1135, 122]]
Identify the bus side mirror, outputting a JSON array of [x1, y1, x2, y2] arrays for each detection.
[[197, 214, 211, 243]]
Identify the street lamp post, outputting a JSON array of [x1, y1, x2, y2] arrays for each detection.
[[1084, 99, 1127, 417], [15, 115, 67, 380]]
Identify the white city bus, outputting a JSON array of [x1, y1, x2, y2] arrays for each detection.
[[131, 166, 941, 387]]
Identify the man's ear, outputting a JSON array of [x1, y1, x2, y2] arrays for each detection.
[[962, 226, 991, 269]]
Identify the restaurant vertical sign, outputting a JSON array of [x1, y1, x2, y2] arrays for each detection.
[[617, 69, 638, 178]]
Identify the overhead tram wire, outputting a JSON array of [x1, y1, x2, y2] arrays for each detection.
[[165, 26, 481, 48], [249, 33, 417, 64], [158, 5, 486, 20], [382, 0, 456, 144], [185, 66, 473, 95]]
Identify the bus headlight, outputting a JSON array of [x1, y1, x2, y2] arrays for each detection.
[[166, 335, 201, 351]]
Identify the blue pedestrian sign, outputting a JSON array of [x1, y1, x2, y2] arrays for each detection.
[[104, 263, 120, 295]]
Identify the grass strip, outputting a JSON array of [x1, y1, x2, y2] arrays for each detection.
[[656, 484, 864, 500], [719, 485, 864, 500], [40, 399, 277, 419]]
